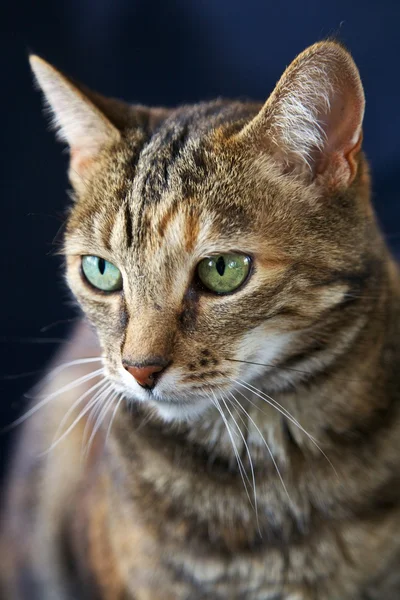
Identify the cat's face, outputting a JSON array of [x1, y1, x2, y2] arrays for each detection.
[[31, 42, 369, 421]]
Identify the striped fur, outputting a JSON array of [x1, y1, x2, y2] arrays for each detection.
[[2, 41, 400, 599]]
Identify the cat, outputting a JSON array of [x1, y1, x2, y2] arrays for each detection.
[[1, 40, 400, 599]]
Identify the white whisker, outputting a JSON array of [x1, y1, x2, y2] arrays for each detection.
[[219, 392, 260, 532], [40, 381, 111, 456], [209, 392, 254, 509], [44, 357, 103, 382], [4, 368, 104, 431], [48, 383, 110, 456], [231, 377, 318, 443], [228, 391, 293, 507], [25, 357, 104, 399], [231, 378, 338, 477], [105, 393, 124, 444], [51, 379, 109, 452], [82, 384, 112, 450], [84, 388, 117, 458]]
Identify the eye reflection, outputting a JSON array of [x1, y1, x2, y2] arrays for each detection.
[[197, 253, 251, 294]]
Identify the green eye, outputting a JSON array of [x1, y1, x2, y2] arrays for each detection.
[[197, 253, 251, 294], [81, 256, 122, 292]]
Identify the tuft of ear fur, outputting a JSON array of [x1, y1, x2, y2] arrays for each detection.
[[238, 41, 365, 187], [29, 55, 122, 186]]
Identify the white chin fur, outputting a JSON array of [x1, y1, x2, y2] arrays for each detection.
[[149, 396, 211, 423]]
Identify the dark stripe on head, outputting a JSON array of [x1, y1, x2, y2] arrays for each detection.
[[101, 216, 113, 252], [124, 202, 133, 248], [140, 122, 190, 204], [169, 124, 189, 165]]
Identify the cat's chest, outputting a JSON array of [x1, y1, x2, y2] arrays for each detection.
[[74, 422, 400, 600], [68, 452, 400, 600], [78, 477, 355, 600], [87, 520, 362, 600]]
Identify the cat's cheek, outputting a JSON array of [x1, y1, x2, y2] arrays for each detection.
[[234, 327, 295, 375], [65, 255, 82, 291]]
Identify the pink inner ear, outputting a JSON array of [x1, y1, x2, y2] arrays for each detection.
[[316, 80, 364, 185], [70, 148, 95, 179]]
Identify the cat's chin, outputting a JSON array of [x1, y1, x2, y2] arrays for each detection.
[[146, 395, 211, 423]]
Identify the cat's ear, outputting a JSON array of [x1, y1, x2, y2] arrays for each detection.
[[29, 55, 128, 189], [238, 41, 365, 188]]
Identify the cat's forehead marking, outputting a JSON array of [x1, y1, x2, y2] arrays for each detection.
[[69, 101, 260, 259], [131, 105, 223, 208], [135, 120, 190, 207], [183, 205, 201, 254], [156, 199, 181, 239], [127, 100, 259, 206]]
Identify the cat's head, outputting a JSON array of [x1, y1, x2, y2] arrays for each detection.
[[31, 41, 373, 422]]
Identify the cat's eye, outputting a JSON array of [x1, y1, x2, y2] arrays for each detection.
[[197, 253, 251, 294], [81, 256, 122, 292]]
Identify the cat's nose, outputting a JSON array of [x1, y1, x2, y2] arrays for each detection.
[[123, 361, 167, 389]]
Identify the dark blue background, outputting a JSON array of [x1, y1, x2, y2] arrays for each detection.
[[1, 0, 400, 472]]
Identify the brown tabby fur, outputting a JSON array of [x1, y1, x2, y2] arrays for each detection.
[[2, 41, 400, 599]]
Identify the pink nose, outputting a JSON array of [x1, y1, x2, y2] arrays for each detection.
[[124, 363, 166, 389]]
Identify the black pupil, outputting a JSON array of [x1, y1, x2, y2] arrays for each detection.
[[98, 258, 106, 275], [216, 256, 225, 276]]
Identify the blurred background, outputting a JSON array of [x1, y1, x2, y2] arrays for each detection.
[[1, 0, 400, 478]]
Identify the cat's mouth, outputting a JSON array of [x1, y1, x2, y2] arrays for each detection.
[[125, 384, 213, 421], [111, 366, 223, 421]]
